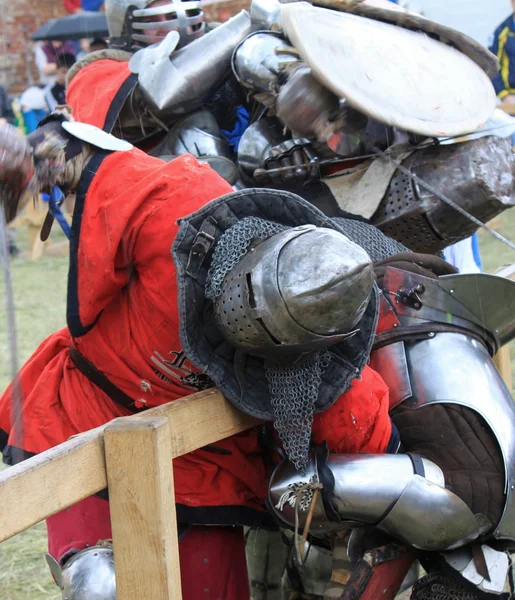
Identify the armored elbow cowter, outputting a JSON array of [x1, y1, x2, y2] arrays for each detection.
[[46, 546, 116, 600], [269, 452, 483, 552]]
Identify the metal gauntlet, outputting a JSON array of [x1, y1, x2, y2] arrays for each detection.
[[269, 452, 483, 551]]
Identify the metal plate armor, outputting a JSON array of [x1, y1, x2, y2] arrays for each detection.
[[371, 268, 515, 541]]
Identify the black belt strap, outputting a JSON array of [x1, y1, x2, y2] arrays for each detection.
[[69, 345, 147, 413], [185, 216, 218, 278]]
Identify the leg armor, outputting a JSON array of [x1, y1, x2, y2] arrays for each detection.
[[148, 109, 240, 185]]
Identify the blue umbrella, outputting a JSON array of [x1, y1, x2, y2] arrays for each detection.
[[31, 12, 108, 42]]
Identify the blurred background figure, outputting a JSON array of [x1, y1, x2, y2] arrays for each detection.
[[0, 84, 19, 256], [63, 0, 105, 12], [18, 85, 48, 134], [0, 84, 15, 127], [43, 53, 76, 111], [89, 37, 108, 52], [490, 0, 515, 104], [34, 40, 76, 86], [75, 39, 91, 60], [443, 236, 482, 274]]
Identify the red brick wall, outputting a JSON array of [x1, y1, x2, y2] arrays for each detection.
[[203, 0, 251, 22], [1, 0, 67, 94]]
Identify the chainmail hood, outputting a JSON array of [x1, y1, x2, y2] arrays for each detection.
[[172, 189, 385, 469]]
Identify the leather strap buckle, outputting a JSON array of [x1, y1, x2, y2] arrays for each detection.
[[185, 216, 218, 278]]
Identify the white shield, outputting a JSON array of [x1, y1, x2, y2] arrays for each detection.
[[62, 121, 133, 152], [281, 3, 497, 138], [308, 0, 498, 78]]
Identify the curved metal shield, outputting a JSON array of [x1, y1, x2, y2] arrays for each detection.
[[280, 3, 496, 138], [310, 0, 498, 78]]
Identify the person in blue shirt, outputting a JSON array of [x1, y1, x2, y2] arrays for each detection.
[[490, 1, 515, 104]]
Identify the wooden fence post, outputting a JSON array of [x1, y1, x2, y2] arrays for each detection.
[[494, 347, 513, 394], [104, 416, 182, 600]]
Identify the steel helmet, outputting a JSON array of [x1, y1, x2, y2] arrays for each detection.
[[209, 222, 374, 357], [106, 0, 205, 50]]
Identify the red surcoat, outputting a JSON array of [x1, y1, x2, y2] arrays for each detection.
[[0, 149, 391, 516]]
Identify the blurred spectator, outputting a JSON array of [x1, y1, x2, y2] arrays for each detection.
[[19, 85, 48, 133], [1, 86, 20, 256], [0, 85, 15, 126], [490, 1, 515, 104], [6, 228, 20, 258], [63, 0, 105, 12], [443, 236, 482, 274], [34, 40, 76, 86], [76, 39, 91, 61], [90, 38, 109, 52], [44, 53, 76, 112]]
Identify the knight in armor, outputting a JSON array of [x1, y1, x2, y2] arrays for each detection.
[[2, 110, 515, 599], [0, 114, 399, 598], [2, 2, 515, 598], [63, 0, 515, 255]]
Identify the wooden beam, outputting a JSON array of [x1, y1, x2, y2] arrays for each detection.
[[494, 263, 515, 393], [496, 263, 515, 282], [494, 347, 513, 393], [105, 417, 182, 600], [0, 388, 259, 543]]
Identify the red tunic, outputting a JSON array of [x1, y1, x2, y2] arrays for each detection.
[[55, 45, 395, 600], [67, 58, 136, 133], [0, 148, 391, 514]]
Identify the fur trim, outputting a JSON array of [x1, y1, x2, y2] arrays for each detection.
[[67, 49, 132, 87]]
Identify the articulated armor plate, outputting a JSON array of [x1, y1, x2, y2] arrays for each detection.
[[232, 31, 298, 96], [238, 119, 288, 178], [371, 136, 515, 253], [370, 268, 515, 542], [46, 547, 116, 600], [269, 452, 481, 551], [276, 66, 340, 141], [129, 11, 251, 113], [148, 109, 239, 184]]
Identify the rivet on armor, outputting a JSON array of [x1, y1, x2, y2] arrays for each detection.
[[140, 380, 152, 392]]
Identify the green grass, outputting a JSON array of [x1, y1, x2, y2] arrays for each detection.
[[0, 228, 67, 600], [0, 212, 514, 599]]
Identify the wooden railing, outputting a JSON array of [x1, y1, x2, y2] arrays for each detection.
[[0, 389, 259, 599]]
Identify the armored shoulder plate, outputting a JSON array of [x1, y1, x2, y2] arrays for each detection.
[[371, 268, 515, 542]]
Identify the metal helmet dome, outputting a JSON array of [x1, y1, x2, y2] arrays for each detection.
[[212, 224, 374, 356]]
